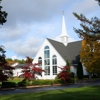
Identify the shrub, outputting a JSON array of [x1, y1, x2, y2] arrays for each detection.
[[53, 79, 64, 84], [32, 80, 53, 85], [58, 66, 71, 83], [21, 57, 45, 81], [43, 80, 53, 85], [2, 81, 16, 88], [68, 78, 76, 83], [70, 72, 75, 78], [18, 80, 30, 86], [32, 80, 43, 85], [83, 75, 89, 79]]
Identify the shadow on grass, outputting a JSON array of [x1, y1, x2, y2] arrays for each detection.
[[0, 86, 100, 100]]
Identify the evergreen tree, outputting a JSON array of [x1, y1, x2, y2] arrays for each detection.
[[66, 59, 70, 66], [73, 1, 100, 74], [73, 13, 100, 41], [96, 0, 100, 5], [77, 61, 83, 79]]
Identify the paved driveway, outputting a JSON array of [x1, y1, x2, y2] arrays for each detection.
[[0, 80, 100, 95]]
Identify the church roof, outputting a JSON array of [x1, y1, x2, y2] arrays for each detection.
[[14, 64, 28, 69], [47, 38, 82, 65]]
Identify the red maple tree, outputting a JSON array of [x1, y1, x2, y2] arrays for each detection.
[[22, 57, 45, 81], [0, 46, 15, 83], [58, 66, 70, 82]]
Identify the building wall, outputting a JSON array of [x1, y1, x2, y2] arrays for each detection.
[[70, 66, 77, 75], [33, 39, 89, 79], [11, 63, 23, 77], [33, 39, 66, 79], [82, 65, 89, 75], [13, 68, 23, 77]]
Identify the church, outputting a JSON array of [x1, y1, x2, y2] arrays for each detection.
[[33, 13, 88, 79]]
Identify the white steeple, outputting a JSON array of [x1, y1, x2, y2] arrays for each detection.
[[60, 11, 69, 46]]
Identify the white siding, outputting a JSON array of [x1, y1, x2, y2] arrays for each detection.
[[82, 65, 89, 75], [70, 66, 77, 75], [13, 69, 23, 77], [33, 39, 66, 79], [33, 39, 89, 79]]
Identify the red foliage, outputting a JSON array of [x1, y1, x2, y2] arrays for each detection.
[[21, 57, 45, 81], [0, 52, 15, 82], [26, 56, 33, 63], [58, 66, 70, 71], [58, 66, 70, 82], [0, 74, 8, 82]]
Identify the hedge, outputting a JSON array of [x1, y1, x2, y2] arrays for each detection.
[[2, 81, 16, 88], [17, 80, 30, 86], [1, 78, 75, 88]]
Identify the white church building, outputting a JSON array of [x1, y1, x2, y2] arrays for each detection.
[[33, 13, 88, 79]]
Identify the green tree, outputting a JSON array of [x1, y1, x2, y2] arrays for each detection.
[[73, 13, 100, 41], [0, 0, 8, 25], [66, 59, 70, 66], [13, 58, 29, 64], [96, 0, 100, 5], [6, 58, 13, 62], [73, 1, 100, 74], [0, 46, 14, 84], [77, 61, 83, 79]]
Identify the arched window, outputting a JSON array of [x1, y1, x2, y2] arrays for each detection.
[[38, 57, 42, 67], [52, 55, 57, 75], [44, 46, 50, 58], [44, 46, 50, 75], [44, 46, 49, 49]]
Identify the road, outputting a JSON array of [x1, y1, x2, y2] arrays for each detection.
[[0, 80, 100, 95]]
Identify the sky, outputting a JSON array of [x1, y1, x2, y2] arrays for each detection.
[[0, 0, 100, 60]]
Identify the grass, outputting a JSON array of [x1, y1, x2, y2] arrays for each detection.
[[0, 77, 23, 86], [8, 77, 23, 83], [0, 86, 100, 100]]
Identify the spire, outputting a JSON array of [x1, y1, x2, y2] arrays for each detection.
[[60, 11, 69, 46]]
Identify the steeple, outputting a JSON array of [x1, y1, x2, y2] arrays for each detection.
[[60, 11, 69, 46]]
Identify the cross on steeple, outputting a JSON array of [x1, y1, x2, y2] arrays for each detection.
[[62, 11, 64, 15]]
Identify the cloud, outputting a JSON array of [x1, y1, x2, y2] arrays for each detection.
[[66, 0, 99, 20], [1, 0, 69, 28], [0, 23, 33, 42], [2, 20, 62, 58], [11, 55, 26, 60], [0, 0, 99, 59], [4, 37, 43, 57], [71, 0, 97, 14]]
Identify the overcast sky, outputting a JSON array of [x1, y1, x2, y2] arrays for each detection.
[[0, 0, 99, 59]]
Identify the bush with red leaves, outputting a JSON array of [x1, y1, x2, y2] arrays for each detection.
[[58, 66, 70, 83], [21, 57, 45, 81]]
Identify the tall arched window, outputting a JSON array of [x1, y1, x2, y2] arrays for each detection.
[[38, 57, 42, 67], [44, 46, 50, 75], [52, 55, 57, 75]]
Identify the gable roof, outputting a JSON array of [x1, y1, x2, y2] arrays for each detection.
[[47, 38, 82, 65], [67, 41, 82, 64], [14, 64, 28, 69]]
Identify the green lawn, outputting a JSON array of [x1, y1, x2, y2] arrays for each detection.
[[0, 86, 100, 100], [8, 77, 23, 83]]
